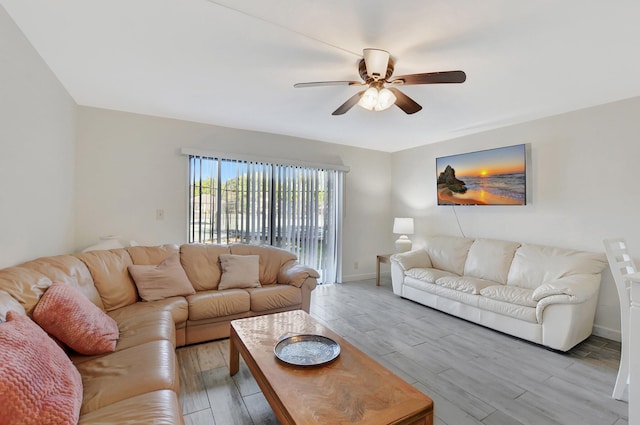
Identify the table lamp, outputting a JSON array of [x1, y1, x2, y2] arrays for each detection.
[[393, 217, 414, 252]]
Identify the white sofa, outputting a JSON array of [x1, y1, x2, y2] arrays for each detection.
[[390, 236, 607, 351]]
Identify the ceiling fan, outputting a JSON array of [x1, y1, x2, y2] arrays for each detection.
[[294, 48, 466, 115]]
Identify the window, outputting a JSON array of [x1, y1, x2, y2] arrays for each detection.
[[187, 154, 345, 284]]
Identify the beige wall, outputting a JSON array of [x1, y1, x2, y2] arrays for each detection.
[[75, 107, 392, 282], [391, 96, 640, 340], [0, 7, 77, 268]]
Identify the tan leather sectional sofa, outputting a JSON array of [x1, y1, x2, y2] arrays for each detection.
[[0, 243, 318, 424]]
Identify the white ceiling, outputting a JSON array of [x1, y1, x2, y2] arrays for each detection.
[[3, 1, 640, 152]]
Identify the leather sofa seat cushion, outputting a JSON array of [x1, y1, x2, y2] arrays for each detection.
[[76, 340, 178, 415], [507, 244, 607, 290], [126, 244, 178, 265], [464, 239, 521, 284], [0, 289, 25, 320], [187, 289, 250, 320], [25, 256, 104, 310], [434, 285, 481, 307], [71, 311, 176, 365], [230, 244, 297, 285], [436, 276, 496, 295], [75, 249, 138, 311], [406, 267, 458, 283], [0, 266, 51, 315], [180, 244, 230, 291], [477, 296, 537, 323], [78, 390, 183, 425], [108, 296, 188, 326], [480, 285, 537, 307], [247, 284, 302, 312], [424, 236, 474, 275]]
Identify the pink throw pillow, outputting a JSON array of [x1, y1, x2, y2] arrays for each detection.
[[0, 311, 83, 424], [33, 281, 119, 355]]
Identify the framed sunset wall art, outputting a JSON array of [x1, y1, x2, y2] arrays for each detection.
[[436, 144, 527, 206]]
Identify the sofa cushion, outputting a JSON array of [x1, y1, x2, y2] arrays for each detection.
[[78, 390, 183, 425], [126, 244, 179, 265], [128, 253, 196, 301], [248, 284, 302, 311], [26, 255, 104, 310], [75, 249, 138, 311], [0, 266, 52, 315], [230, 244, 297, 285], [424, 236, 474, 275], [477, 296, 537, 323], [406, 267, 458, 283], [108, 296, 189, 327], [0, 289, 25, 321], [76, 340, 177, 415], [392, 249, 432, 270], [480, 285, 537, 307], [436, 276, 496, 295], [186, 289, 251, 320], [218, 254, 261, 290], [464, 238, 521, 284], [180, 244, 230, 291], [71, 311, 176, 365], [506, 244, 607, 290], [33, 282, 119, 355], [0, 311, 83, 424]]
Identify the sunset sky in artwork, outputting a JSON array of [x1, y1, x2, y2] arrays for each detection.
[[436, 144, 525, 177]]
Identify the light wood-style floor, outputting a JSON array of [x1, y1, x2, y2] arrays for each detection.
[[178, 279, 628, 425]]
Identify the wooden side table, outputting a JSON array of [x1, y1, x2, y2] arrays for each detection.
[[376, 254, 393, 286]]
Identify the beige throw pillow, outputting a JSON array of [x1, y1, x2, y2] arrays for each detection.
[[128, 253, 196, 301], [218, 254, 261, 290]]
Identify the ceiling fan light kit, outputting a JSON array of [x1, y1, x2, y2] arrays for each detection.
[[294, 48, 466, 116], [358, 86, 397, 111]]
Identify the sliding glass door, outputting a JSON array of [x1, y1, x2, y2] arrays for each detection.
[[188, 155, 343, 284]]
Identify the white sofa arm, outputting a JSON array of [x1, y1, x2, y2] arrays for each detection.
[[534, 274, 601, 324], [390, 249, 432, 270], [532, 274, 601, 303]]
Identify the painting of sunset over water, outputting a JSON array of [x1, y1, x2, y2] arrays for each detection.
[[436, 144, 526, 206]]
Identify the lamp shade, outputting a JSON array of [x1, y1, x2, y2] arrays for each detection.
[[393, 217, 414, 235]]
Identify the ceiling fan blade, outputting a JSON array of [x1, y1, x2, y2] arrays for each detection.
[[332, 91, 365, 115], [294, 81, 365, 88], [389, 70, 466, 85], [388, 88, 422, 114]]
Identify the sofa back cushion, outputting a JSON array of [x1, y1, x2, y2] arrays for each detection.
[[507, 244, 607, 289], [0, 289, 25, 321], [126, 244, 179, 265], [0, 266, 51, 315], [180, 244, 231, 291], [22, 255, 104, 310], [424, 236, 474, 276], [75, 249, 138, 311], [464, 238, 521, 284], [229, 244, 297, 285]]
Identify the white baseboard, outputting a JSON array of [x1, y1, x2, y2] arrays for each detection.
[[592, 324, 621, 342], [341, 272, 378, 282]]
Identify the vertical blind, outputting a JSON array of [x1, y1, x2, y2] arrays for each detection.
[[188, 155, 344, 284]]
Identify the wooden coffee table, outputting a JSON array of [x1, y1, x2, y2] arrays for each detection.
[[230, 310, 433, 424]]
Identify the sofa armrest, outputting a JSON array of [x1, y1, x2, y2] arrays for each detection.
[[278, 261, 320, 288], [390, 249, 432, 271], [532, 274, 601, 303]]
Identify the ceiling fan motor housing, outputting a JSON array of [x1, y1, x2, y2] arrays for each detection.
[[362, 48, 392, 80]]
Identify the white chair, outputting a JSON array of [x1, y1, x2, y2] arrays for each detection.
[[603, 238, 636, 400]]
